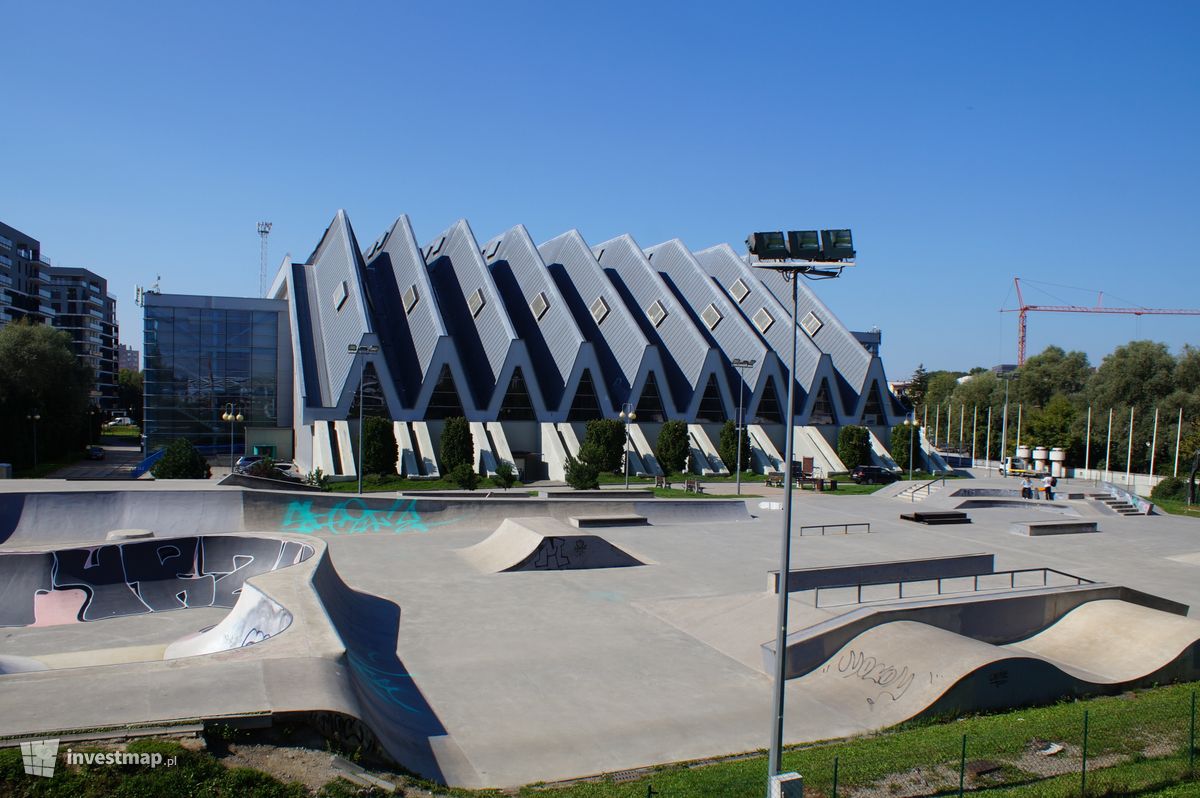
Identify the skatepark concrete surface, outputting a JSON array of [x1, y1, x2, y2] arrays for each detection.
[[1, 472, 1200, 788]]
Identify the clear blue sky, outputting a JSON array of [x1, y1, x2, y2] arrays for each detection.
[[4, 1, 1197, 378]]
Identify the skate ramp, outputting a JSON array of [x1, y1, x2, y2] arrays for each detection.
[[459, 517, 645, 573], [794, 599, 1200, 730]]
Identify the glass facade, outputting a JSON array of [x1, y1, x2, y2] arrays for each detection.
[[143, 303, 280, 451]]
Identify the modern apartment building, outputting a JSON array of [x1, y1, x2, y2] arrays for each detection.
[[46, 266, 120, 409], [0, 221, 55, 326]]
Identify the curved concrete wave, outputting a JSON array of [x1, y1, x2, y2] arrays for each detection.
[[798, 600, 1200, 730], [459, 518, 645, 572]]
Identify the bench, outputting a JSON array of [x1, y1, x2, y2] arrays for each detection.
[[765, 471, 785, 488], [684, 479, 705, 494], [654, 475, 672, 489], [569, 514, 649, 529], [1009, 520, 1099, 536], [900, 511, 972, 525]]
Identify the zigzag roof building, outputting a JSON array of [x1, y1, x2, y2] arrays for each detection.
[[145, 210, 906, 480]]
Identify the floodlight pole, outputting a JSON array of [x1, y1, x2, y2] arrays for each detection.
[[732, 358, 756, 496], [754, 259, 844, 795]]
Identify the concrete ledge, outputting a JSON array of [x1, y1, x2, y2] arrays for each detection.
[[901, 511, 971, 525], [539, 490, 655, 500], [1011, 520, 1099, 536], [569, 514, 648, 528], [769, 553, 995, 594]]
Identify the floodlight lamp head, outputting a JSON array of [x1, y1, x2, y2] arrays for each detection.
[[820, 229, 855, 261], [746, 232, 789, 261], [786, 230, 821, 261]]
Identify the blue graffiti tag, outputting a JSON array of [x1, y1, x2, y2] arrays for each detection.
[[282, 498, 444, 535], [346, 649, 421, 712]]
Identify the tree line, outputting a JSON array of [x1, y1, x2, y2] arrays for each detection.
[[904, 341, 1200, 473]]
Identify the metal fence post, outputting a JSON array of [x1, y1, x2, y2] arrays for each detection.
[[1081, 709, 1090, 796], [832, 755, 839, 798], [1191, 690, 1196, 775], [959, 734, 967, 797]]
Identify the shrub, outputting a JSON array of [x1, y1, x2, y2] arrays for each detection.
[[151, 438, 211, 479], [361, 415, 398, 476], [565, 456, 600, 490], [656, 420, 689, 475], [304, 467, 330, 490], [581, 418, 626, 472], [1150, 476, 1186, 502], [837, 425, 871, 470], [717, 420, 751, 473], [447, 462, 479, 491], [492, 461, 517, 490]]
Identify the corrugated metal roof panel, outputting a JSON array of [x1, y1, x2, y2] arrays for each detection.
[[538, 230, 648, 404], [482, 225, 584, 409], [593, 235, 710, 409]]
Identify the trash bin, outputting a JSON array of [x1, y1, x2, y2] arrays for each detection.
[[829, 479, 837, 491]]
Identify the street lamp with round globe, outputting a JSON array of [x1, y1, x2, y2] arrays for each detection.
[[619, 404, 637, 488]]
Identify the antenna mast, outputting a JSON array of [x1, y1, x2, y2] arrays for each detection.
[[258, 221, 273, 297]]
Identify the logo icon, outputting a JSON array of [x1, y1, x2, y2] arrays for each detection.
[[20, 739, 59, 778]]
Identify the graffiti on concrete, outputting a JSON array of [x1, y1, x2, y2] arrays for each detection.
[[822, 647, 922, 708], [0, 536, 313, 628], [347, 649, 424, 713], [281, 498, 446, 536]]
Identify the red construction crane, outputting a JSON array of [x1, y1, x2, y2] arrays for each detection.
[[1003, 277, 1200, 366]]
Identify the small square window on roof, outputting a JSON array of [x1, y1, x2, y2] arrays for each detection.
[[730, 278, 750, 304], [402, 284, 419, 313], [800, 310, 823, 338], [753, 307, 774, 334], [590, 296, 609, 325], [646, 300, 667, 328], [467, 288, 486, 318], [530, 291, 549, 321], [425, 236, 446, 260], [701, 303, 722, 330], [333, 280, 349, 311]]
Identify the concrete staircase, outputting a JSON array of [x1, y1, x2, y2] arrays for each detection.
[[1088, 492, 1142, 516]]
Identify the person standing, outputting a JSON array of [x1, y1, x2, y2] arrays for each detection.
[[1020, 476, 1032, 499], [1042, 473, 1055, 501]]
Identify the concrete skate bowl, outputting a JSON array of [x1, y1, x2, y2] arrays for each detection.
[[459, 517, 646, 573], [0, 535, 313, 672], [789, 599, 1200, 733]]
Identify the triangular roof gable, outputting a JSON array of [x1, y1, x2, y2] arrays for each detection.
[[683, 349, 738, 422], [483, 225, 586, 410], [847, 359, 904, 426], [422, 220, 518, 410], [556, 343, 618, 421]]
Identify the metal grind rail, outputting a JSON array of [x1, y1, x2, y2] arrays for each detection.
[[798, 522, 871, 536], [902, 476, 946, 502], [813, 567, 1094, 608]]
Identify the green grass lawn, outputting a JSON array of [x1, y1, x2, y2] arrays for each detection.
[[328, 475, 527, 493], [102, 424, 141, 437], [1148, 496, 1200, 520]]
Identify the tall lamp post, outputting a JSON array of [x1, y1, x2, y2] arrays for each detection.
[[751, 227, 853, 798], [221, 403, 244, 471], [619, 403, 636, 488], [731, 358, 757, 496], [348, 343, 380, 495], [26, 411, 41, 471], [904, 415, 916, 481]]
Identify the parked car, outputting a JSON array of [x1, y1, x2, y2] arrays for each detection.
[[86, 445, 105, 460], [233, 455, 263, 474], [849, 465, 898, 485]]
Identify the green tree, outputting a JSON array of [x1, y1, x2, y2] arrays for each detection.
[[890, 424, 917, 474], [924, 371, 963, 409], [151, 438, 211, 479], [1087, 340, 1176, 411], [0, 320, 94, 469], [439, 417, 474, 472], [655, 420, 689, 475], [117, 368, 144, 424], [907, 364, 929, 409], [581, 418, 626, 472], [1026, 394, 1078, 451], [837, 425, 871, 470], [1013, 346, 1091, 408], [360, 416, 397, 476], [718, 420, 751, 474]]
